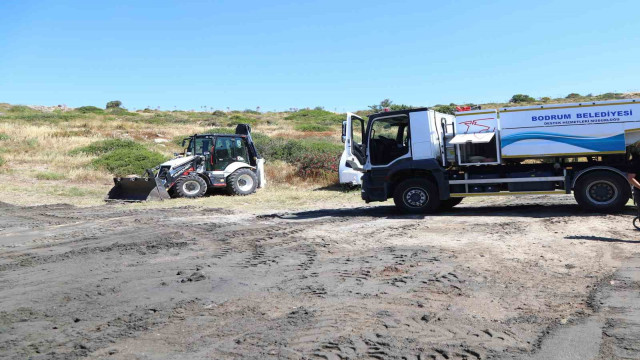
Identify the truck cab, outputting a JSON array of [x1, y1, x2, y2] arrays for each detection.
[[345, 108, 456, 212]]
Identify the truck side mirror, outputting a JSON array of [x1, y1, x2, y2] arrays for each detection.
[[341, 135, 346, 143], [341, 121, 347, 143]]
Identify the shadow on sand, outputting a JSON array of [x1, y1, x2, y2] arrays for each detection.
[[565, 235, 640, 244], [261, 203, 637, 221]]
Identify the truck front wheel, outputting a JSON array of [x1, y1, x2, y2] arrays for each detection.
[[574, 171, 630, 212], [393, 178, 441, 214]]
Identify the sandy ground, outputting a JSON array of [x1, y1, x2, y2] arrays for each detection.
[[1, 194, 639, 359]]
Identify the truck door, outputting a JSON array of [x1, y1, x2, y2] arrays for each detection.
[[342, 113, 365, 169], [367, 114, 411, 167]]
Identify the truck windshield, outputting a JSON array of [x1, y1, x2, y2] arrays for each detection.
[[369, 115, 410, 165]]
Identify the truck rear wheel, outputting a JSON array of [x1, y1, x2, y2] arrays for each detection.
[[226, 168, 258, 196], [175, 174, 207, 198], [574, 171, 630, 212], [393, 178, 441, 214]]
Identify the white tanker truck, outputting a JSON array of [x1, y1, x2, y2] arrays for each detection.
[[341, 99, 640, 213]]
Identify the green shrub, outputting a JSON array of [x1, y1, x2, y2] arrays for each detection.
[[0, 156, 5, 167], [432, 104, 456, 115], [541, 97, 551, 102], [106, 100, 122, 109], [566, 93, 582, 99], [284, 109, 343, 125], [92, 148, 168, 176], [204, 127, 235, 134], [252, 133, 342, 163], [293, 152, 339, 181], [0, 133, 9, 141], [598, 92, 624, 100], [75, 106, 105, 114], [211, 110, 226, 116], [243, 109, 260, 114], [0, 111, 82, 123], [302, 139, 343, 154], [295, 124, 331, 132], [7, 105, 32, 113], [35, 171, 66, 180], [256, 137, 306, 162], [70, 139, 145, 156], [227, 114, 257, 126], [107, 107, 137, 116], [368, 99, 416, 113], [509, 94, 536, 103]]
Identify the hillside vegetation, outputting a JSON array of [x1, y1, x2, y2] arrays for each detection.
[[0, 92, 637, 205]]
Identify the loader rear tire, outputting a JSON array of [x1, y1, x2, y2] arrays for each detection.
[[175, 175, 207, 198], [227, 168, 258, 196]]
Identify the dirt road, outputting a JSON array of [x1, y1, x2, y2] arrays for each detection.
[[1, 195, 639, 359]]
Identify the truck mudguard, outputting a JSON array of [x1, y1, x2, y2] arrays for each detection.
[[364, 158, 449, 202]]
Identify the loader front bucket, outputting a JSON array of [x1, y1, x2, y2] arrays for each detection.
[[106, 177, 171, 202]]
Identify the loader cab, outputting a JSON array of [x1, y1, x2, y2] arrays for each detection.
[[182, 134, 252, 172]]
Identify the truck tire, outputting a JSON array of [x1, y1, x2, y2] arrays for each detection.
[[439, 197, 463, 211], [574, 171, 630, 212], [174, 174, 207, 198], [393, 178, 441, 214], [226, 168, 258, 196]]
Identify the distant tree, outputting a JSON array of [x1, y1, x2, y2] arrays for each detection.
[[106, 100, 122, 109], [432, 104, 456, 115], [368, 99, 393, 112], [368, 99, 415, 112], [509, 94, 536, 103], [75, 106, 105, 114], [565, 93, 581, 99], [540, 97, 551, 102], [598, 92, 622, 100]]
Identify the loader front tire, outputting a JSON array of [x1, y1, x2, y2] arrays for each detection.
[[227, 168, 258, 196], [175, 175, 207, 198]]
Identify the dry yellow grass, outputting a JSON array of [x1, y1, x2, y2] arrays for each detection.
[[0, 107, 346, 207]]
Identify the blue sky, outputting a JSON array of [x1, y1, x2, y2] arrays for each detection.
[[1, 0, 639, 112]]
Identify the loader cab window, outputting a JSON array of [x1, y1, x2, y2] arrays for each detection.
[[185, 137, 212, 156], [213, 137, 250, 171], [369, 115, 410, 166], [194, 138, 212, 155]]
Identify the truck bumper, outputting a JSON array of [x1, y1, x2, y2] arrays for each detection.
[[361, 172, 388, 203]]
